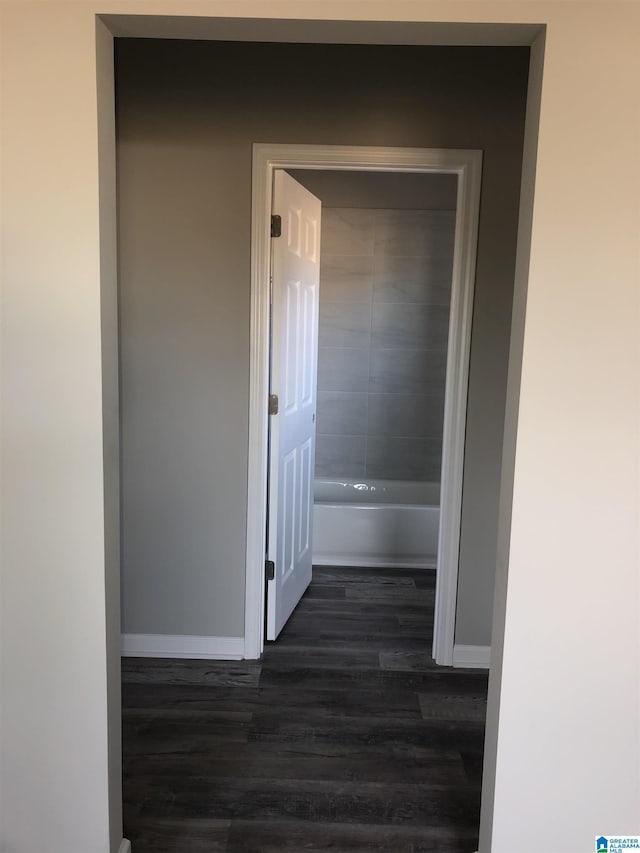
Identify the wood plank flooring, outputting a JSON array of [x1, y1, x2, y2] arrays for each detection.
[[122, 566, 487, 852]]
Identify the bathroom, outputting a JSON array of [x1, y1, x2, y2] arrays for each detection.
[[288, 169, 457, 572]]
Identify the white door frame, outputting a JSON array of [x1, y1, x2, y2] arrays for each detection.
[[244, 143, 482, 663]]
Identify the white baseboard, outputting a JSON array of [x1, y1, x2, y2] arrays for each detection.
[[121, 633, 245, 660], [313, 555, 436, 569], [119, 840, 131, 853], [452, 644, 491, 669]]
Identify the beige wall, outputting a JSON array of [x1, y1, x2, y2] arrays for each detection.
[[96, 19, 123, 850], [487, 15, 640, 849], [117, 39, 528, 643], [1, 5, 638, 853], [0, 5, 115, 852]]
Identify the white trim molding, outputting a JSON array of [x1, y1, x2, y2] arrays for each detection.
[[431, 151, 483, 665], [453, 644, 491, 669], [121, 634, 245, 660], [119, 841, 132, 853], [246, 143, 482, 664]]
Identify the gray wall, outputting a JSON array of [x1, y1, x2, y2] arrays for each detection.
[[116, 40, 528, 645], [288, 169, 458, 211], [314, 207, 455, 482]]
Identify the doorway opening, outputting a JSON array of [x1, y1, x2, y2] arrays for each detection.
[[250, 145, 482, 662], [114, 33, 537, 853]]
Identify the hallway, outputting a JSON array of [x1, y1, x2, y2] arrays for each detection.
[[122, 566, 487, 851]]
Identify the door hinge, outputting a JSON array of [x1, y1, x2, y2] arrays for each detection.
[[268, 393, 279, 415], [271, 214, 282, 238], [265, 559, 275, 581]]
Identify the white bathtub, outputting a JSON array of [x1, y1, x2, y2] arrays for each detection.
[[313, 478, 440, 568]]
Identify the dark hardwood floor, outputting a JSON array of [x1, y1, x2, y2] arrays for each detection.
[[122, 566, 487, 852]]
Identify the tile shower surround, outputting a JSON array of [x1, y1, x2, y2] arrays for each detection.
[[315, 208, 455, 483]]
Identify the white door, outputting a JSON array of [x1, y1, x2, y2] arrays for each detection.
[[266, 171, 321, 641]]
